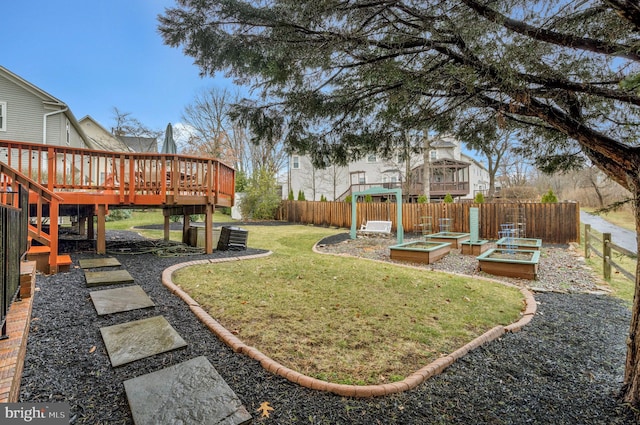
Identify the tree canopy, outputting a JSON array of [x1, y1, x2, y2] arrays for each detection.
[[159, 0, 640, 405], [160, 0, 640, 186]]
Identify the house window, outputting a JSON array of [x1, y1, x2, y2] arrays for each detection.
[[367, 154, 377, 163], [430, 150, 437, 161], [292, 155, 300, 169], [358, 176, 366, 184], [0, 102, 6, 131], [66, 119, 71, 145]]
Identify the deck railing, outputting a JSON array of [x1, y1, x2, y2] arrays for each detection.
[[0, 140, 235, 206]]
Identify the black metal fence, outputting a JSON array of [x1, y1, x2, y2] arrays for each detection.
[[1, 185, 28, 339]]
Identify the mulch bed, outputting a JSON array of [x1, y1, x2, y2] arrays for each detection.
[[19, 230, 638, 424]]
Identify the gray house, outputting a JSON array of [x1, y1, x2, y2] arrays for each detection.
[[0, 66, 95, 149]]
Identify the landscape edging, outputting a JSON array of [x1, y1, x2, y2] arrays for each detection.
[[162, 247, 536, 398]]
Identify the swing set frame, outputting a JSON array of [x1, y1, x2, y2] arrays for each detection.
[[349, 187, 404, 244]]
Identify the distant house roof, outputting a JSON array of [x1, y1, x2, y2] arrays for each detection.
[[117, 136, 158, 153], [431, 139, 457, 148], [79, 115, 133, 152]]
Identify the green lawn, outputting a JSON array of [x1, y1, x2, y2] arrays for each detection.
[[173, 224, 525, 385]]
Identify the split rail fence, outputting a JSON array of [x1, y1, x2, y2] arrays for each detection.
[[584, 224, 637, 282], [276, 200, 580, 245]]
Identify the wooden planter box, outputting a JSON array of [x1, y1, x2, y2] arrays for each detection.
[[390, 241, 451, 264], [495, 237, 542, 251], [477, 249, 540, 280], [424, 232, 470, 249], [460, 240, 490, 256]]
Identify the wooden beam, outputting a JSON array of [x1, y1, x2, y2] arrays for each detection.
[[97, 204, 106, 254]]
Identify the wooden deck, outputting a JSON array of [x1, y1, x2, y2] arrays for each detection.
[[0, 139, 235, 273]]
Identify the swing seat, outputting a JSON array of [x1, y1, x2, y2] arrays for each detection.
[[358, 220, 392, 236]]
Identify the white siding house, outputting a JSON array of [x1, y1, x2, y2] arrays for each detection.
[[284, 136, 491, 201]]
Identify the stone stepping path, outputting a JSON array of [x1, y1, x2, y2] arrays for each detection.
[[100, 316, 187, 367], [89, 259, 253, 422], [124, 356, 252, 425], [80, 257, 121, 269], [85, 269, 134, 287], [90, 285, 154, 315]]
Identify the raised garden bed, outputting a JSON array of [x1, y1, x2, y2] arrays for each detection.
[[424, 232, 470, 249], [477, 248, 540, 280], [389, 240, 451, 264], [495, 237, 542, 251], [460, 240, 490, 256]]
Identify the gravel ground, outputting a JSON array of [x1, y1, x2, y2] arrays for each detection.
[[19, 230, 638, 424]]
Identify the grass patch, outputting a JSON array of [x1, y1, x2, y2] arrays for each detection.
[[105, 209, 235, 241], [580, 222, 636, 304], [173, 225, 525, 385]]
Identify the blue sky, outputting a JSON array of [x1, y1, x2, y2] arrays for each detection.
[[4, 0, 238, 134]]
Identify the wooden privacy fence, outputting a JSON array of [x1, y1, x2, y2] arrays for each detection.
[[584, 224, 637, 282], [276, 201, 581, 244]]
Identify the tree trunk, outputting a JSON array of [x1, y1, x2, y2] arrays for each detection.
[[623, 188, 640, 405]]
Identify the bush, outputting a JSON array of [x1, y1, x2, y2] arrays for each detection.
[[320, 194, 327, 202], [541, 189, 558, 203], [288, 189, 295, 200], [345, 195, 352, 203], [219, 207, 231, 215], [474, 193, 485, 203], [297, 190, 306, 201], [417, 194, 428, 203], [239, 168, 282, 219], [364, 194, 373, 202], [105, 209, 132, 222], [443, 193, 454, 203]]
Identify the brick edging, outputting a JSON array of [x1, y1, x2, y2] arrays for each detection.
[[162, 248, 536, 398]]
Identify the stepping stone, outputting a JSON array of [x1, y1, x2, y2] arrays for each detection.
[[90, 285, 155, 315], [85, 269, 134, 287], [124, 356, 252, 425], [100, 316, 187, 367], [80, 257, 121, 269]]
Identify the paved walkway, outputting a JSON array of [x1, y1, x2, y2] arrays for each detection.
[[580, 210, 637, 254]]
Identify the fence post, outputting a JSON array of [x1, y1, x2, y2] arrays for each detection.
[[584, 224, 591, 259], [603, 232, 611, 281]]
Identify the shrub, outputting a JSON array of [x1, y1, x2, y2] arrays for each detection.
[[364, 194, 373, 202], [320, 194, 327, 202], [443, 193, 454, 203], [297, 190, 306, 201], [345, 195, 352, 203], [541, 189, 558, 203], [417, 194, 428, 203], [288, 188, 295, 200], [105, 209, 132, 222], [239, 167, 282, 219], [474, 193, 485, 203]]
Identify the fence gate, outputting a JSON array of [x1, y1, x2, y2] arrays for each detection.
[[1, 185, 27, 339]]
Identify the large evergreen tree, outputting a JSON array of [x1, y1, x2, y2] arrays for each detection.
[[159, 0, 640, 405]]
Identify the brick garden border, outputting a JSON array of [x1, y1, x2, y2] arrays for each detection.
[[162, 249, 536, 398]]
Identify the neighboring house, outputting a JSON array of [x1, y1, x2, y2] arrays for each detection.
[[0, 66, 96, 150], [79, 115, 133, 152], [117, 135, 158, 153], [284, 136, 491, 202]]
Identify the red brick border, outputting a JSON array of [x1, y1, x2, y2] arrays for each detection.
[[162, 249, 536, 397]]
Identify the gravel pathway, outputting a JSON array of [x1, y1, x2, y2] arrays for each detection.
[[18, 230, 638, 424]]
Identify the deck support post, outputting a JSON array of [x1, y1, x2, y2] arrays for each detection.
[[182, 212, 190, 244], [97, 204, 106, 254], [163, 212, 170, 241], [205, 204, 213, 254]]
